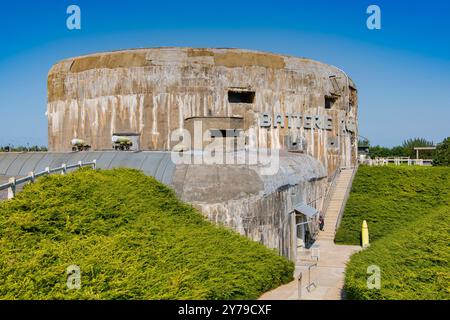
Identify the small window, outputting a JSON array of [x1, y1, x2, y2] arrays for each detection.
[[228, 90, 255, 103], [210, 129, 242, 138], [325, 96, 336, 109]]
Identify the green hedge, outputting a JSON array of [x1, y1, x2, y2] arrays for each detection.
[[336, 166, 450, 245], [0, 168, 294, 299], [336, 166, 450, 299], [344, 206, 450, 299]]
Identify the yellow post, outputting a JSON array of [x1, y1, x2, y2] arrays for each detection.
[[362, 220, 370, 248]]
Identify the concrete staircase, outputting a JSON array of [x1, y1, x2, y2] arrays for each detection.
[[259, 166, 361, 300], [319, 168, 355, 241]]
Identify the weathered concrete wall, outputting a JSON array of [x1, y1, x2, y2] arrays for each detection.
[[172, 152, 327, 259], [47, 47, 358, 175]]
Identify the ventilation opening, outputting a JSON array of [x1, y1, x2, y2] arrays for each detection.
[[210, 129, 242, 138], [284, 136, 305, 153], [325, 96, 337, 109], [228, 90, 255, 103]]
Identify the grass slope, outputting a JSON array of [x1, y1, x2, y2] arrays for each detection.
[[336, 166, 450, 299], [0, 168, 294, 299], [344, 206, 449, 299], [336, 166, 450, 245]]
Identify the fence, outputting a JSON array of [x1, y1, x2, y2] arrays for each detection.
[[362, 157, 433, 166], [0, 160, 96, 199]]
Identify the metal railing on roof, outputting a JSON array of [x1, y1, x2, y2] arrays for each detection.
[[0, 160, 96, 199]]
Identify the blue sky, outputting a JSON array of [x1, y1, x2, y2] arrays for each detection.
[[0, 0, 449, 147]]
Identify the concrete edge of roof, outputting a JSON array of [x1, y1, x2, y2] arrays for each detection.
[[0, 151, 326, 196], [48, 47, 356, 87]]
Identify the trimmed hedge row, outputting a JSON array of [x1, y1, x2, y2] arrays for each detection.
[[336, 166, 450, 245], [337, 166, 450, 299], [344, 205, 449, 299]]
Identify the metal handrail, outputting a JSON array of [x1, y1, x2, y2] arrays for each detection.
[[0, 160, 96, 199], [334, 164, 359, 232], [298, 261, 318, 293], [320, 166, 342, 216], [294, 166, 347, 243], [302, 166, 342, 212]]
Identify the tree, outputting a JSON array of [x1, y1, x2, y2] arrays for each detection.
[[368, 145, 391, 158], [0, 145, 48, 152], [358, 138, 370, 147], [402, 138, 434, 158], [390, 146, 407, 157], [432, 137, 450, 166]]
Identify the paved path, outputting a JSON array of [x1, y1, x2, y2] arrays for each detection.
[[260, 240, 361, 300], [260, 168, 361, 300]]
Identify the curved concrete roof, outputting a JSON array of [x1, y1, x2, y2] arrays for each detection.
[[0, 151, 326, 204], [48, 47, 356, 88], [171, 151, 327, 203], [0, 152, 176, 185]]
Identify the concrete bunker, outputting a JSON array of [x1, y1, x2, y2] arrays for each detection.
[[47, 47, 358, 172], [0, 48, 361, 260]]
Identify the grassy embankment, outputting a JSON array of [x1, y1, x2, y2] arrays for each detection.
[[335, 166, 450, 299], [0, 168, 294, 299]]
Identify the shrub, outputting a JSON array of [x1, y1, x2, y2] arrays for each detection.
[[402, 138, 434, 158], [336, 166, 450, 299], [0, 168, 294, 299], [335, 166, 450, 245], [344, 206, 450, 300]]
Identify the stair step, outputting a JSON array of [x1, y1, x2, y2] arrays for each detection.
[[321, 168, 354, 240]]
